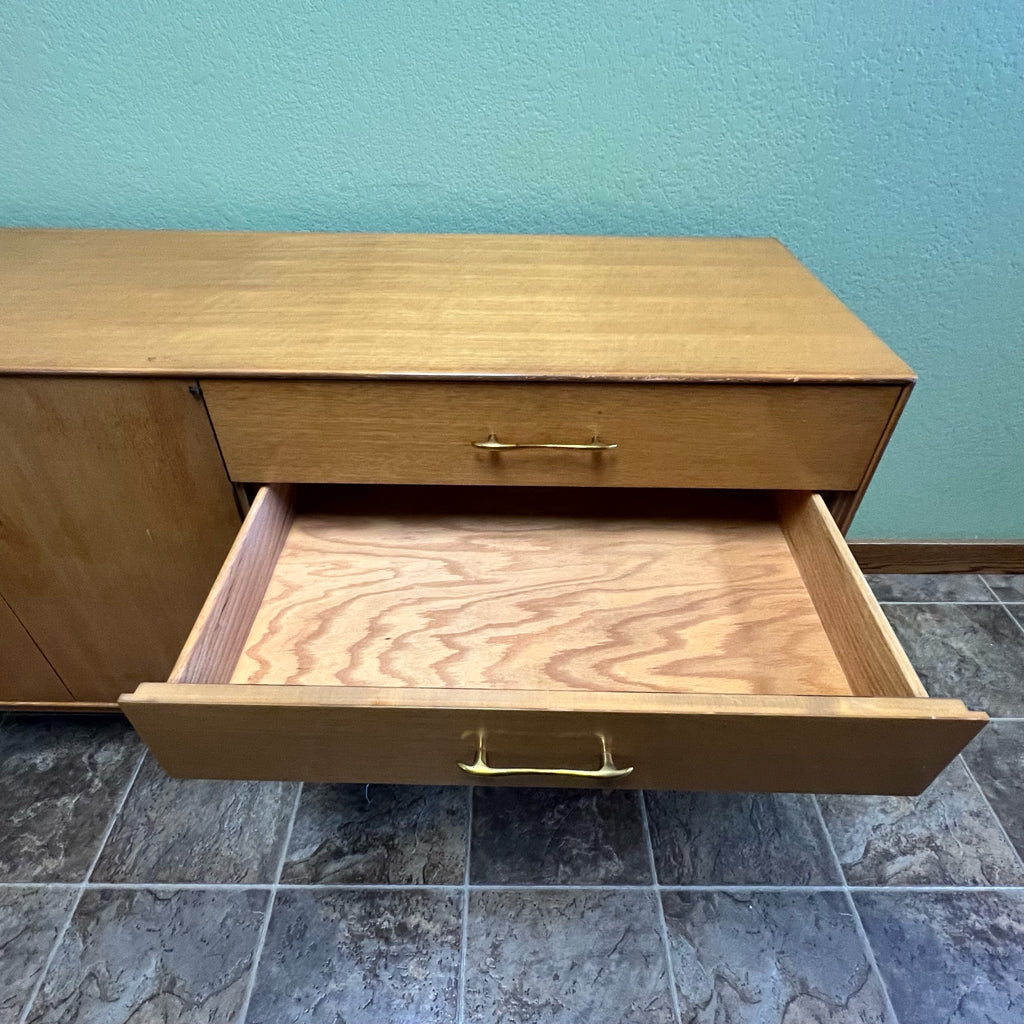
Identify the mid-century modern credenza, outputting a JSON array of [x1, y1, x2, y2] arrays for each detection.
[[0, 230, 986, 793]]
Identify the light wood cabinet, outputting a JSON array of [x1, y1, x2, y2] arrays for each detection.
[[0, 591, 72, 703], [0, 229, 986, 792], [0, 377, 240, 703]]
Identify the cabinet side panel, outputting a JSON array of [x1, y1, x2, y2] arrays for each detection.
[[0, 378, 241, 702]]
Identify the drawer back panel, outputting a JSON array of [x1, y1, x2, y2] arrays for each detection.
[[202, 380, 900, 490]]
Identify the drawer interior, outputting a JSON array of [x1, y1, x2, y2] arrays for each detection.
[[233, 490, 844, 698], [173, 485, 925, 702]]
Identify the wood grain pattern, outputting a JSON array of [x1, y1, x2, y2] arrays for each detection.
[[850, 541, 1024, 574], [171, 484, 295, 686], [0, 378, 241, 702], [229, 506, 850, 697], [778, 492, 928, 699], [121, 684, 986, 794], [1, 230, 914, 383], [202, 379, 900, 490], [0, 590, 72, 702]]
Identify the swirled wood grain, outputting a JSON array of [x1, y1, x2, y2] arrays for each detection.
[[229, 513, 850, 697]]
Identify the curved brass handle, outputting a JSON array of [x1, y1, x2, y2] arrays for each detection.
[[472, 433, 617, 451], [457, 734, 634, 780]]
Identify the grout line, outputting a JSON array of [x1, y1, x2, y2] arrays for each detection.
[[84, 750, 147, 884], [998, 604, 1024, 640], [0, 883, 80, 890], [4, 879, 1023, 893], [80, 881, 1024, 893], [456, 786, 473, 1024], [843, 888, 902, 1024], [18, 747, 146, 1024], [978, 575, 1024, 638], [639, 791, 683, 1024], [876, 599, 998, 606], [656, 883, 1024, 893], [979, 576, 1002, 603], [813, 796, 901, 1024], [81, 882, 274, 892], [17, 889, 85, 1024], [810, 795, 847, 889], [975, 578, 1024, 714], [236, 781, 303, 1024], [959, 756, 1024, 876], [275, 783, 303, 888], [276, 882, 465, 892]]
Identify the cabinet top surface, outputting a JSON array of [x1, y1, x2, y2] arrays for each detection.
[[0, 229, 913, 383]]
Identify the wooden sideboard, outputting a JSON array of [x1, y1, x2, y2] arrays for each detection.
[[0, 229, 985, 792]]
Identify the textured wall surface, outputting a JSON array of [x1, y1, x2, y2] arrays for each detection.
[[3, 0, 1021, 538]]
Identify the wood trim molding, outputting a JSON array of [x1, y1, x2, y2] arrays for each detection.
[[850, 541, 1024, 574]]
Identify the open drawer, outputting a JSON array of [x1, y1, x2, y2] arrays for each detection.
[[120, 485, 986, 794]]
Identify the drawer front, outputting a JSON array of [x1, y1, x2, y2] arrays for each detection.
[[123, 685, 983, 795], [202, 380, 900, 490]]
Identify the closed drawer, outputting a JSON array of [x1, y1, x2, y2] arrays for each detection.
[[202, 380, 901, 490], [120, 485, 984, 794]]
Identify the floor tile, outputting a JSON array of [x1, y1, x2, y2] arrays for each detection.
[[0, 886, 76, 1024], [281, 784, 466, 885], [663, 890, 893, 1023], [0, 714, 141, 882], [855, 890, 1024, 1024], [962, 719, 1024, 859], [464, 888, 674, 1024], [882, 603, 1024, 716], [818, 757, 1024, 885], [470, 787, 650, 885], [91, 755, 298, 884], [982, 573, 1024, 602], [1009, 605, 1024, 628], [247, 888, 461, 1024], [26, 887, 266, 1024], [645, 791, 841, 885], [867, 573, 994, 602]]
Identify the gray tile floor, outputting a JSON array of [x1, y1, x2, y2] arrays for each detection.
[[1, 573, 1022, 1023]]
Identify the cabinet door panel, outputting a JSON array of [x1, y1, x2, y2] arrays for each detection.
[[0, 378, 240, 702], [0, 590, 72, 702]]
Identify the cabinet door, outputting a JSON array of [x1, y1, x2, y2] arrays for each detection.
[[0, 378, 241, 703], [0, 590, 72, 703]]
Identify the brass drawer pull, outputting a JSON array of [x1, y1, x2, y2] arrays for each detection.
[[472, 433, 617, 451], [457, 733, 634, 780]]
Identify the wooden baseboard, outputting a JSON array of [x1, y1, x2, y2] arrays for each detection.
[[850, 541, 1024, 574]]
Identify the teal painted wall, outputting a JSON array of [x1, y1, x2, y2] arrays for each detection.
[[3, 1, 1022, 538]]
